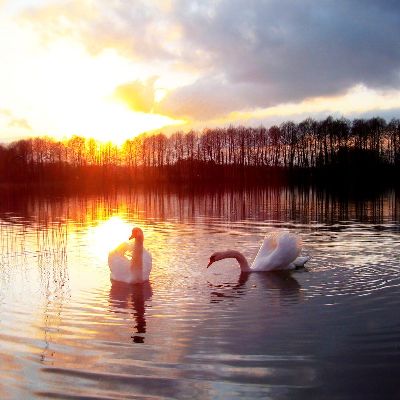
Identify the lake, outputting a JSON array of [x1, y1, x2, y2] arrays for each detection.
[[1, 186, 400, 399]]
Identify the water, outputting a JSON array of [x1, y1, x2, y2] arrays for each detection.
[[1, 186, 400, 399]]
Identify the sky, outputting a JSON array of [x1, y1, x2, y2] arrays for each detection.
[[1, 0, 400, 144]]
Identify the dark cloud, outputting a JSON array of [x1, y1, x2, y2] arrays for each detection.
[[164, 0, 400, 117]]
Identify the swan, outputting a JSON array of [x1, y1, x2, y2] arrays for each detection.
[[108, 227, 152, 284], [207, 230, 310, 272]]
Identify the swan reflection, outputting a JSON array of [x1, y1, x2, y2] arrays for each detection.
[[109, 280, 153, 343], [209, 271, 302, 304]]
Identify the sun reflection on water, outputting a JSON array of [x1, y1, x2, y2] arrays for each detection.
[[86, 216, 132, 261]]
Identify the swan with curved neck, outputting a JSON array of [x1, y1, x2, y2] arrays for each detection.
[[207, 231, 310, 272], [108, 227, 152, 284]]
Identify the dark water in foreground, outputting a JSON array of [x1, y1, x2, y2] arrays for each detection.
[[1, 187, 400, 399]]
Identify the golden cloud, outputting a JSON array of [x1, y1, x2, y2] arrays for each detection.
[[113, 77, 158, 113]]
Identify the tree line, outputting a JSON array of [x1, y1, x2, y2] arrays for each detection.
[[1, 116, 399, 186]]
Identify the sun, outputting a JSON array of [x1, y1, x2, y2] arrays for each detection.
[[51, 97, 185, 144], [87, 216, 132, 261]]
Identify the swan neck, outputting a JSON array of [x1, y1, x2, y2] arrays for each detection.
[[131, 239, 143, 270], [225, 250, 250, 272]]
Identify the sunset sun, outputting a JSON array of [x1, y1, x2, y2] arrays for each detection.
[[50, 97, 184, 144]]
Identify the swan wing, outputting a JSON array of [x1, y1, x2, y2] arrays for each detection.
[[108, 240, 152, 284], [251, 232, 278, 269], [142, 249, 153, 281], [108, 252, 133, 283], [251, 231, 301, 271]]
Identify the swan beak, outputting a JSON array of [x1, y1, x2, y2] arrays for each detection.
[[207, 261, 213, 268], [129, 234, 134, 240]]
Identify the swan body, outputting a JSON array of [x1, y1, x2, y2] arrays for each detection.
[[108, 227, 152, 284], [207, 231, 310, 272]]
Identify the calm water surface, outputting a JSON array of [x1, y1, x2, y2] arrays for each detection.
[[1, 187, 400, 399]]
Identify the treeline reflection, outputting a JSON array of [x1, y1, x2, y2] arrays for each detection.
[[1, 186, 399, 227]]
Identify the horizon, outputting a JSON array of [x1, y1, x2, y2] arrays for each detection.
[[0, 113, 397, 147]]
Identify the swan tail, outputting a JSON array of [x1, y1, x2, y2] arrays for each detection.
[[275, 231, 301, 261], [293, 255, 311, 268]]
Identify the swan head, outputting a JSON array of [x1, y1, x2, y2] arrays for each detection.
[[207, 252, 223, 268], [129, 227, 144, 241]]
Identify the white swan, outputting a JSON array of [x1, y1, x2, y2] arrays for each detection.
[[207, 230, 310, 272], [108, 227, 152, 283]]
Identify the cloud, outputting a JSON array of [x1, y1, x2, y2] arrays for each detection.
[[18, 0, 181, 61], [15, 0, 400, 121], [162, 0, 400, 118], [8, 117, 32, 130], [113, 77, 158, 113], [0, 109, 32, 131], [155, 76, 245, 119]]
